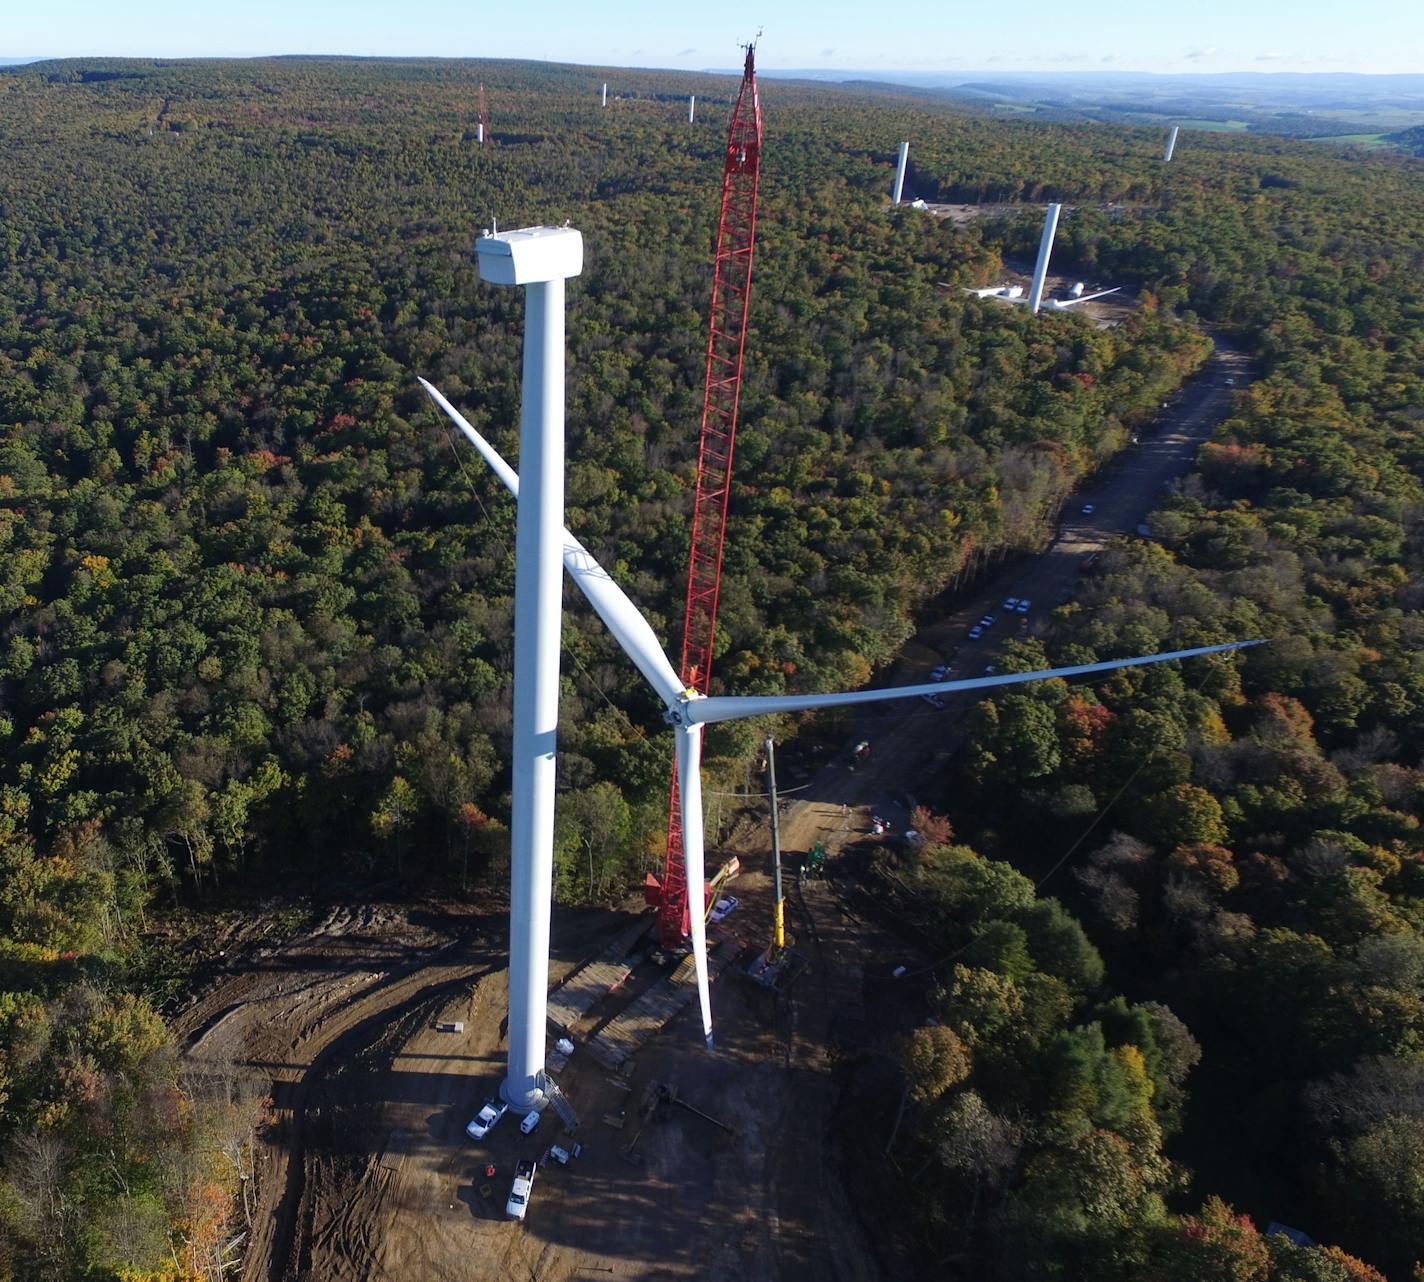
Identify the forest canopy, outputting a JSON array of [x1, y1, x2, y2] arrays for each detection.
[[1, 52, 1423, 1282]]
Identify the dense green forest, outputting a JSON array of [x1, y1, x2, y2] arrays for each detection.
[[1, 53, 1422, 1280]]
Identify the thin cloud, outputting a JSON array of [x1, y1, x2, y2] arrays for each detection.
[[1184, 47, 1217, 61], [1255, 51, 1287, 62], [677, 47, 695, 56], [821, 47, 835, 57]]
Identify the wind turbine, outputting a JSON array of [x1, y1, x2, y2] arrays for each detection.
[[967, 203, 1121, 313], [420, 324, 1260, 1075]]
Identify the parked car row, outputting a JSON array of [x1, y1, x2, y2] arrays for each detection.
[[966, 597, 1034, 644], [466, 1094, 565, 1221], [467, 1096, 547, 1142]]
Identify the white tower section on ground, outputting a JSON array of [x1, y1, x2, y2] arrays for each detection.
[[892, 141, 909, 205], [689, 95, 696, 123], [1164, 126, 1179, 162], [475, 225, 584, 1112], [1028, 202, 1062, 315], [602, 82, 607, 107]]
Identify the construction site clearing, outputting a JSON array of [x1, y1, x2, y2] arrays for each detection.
[[172, 793, 911, 1282]]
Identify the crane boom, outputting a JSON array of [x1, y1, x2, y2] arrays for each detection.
[[654, 45, 762, 949]]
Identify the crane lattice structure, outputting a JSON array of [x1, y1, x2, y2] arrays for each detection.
[[652, 43, 762, 949]]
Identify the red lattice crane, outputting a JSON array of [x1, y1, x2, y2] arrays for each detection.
[[647, 44, 762, 949]]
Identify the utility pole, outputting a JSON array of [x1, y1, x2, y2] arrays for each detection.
[[765, 736, 785, 953]]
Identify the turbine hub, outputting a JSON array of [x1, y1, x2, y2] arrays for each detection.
[[665, 689, 705, 726]]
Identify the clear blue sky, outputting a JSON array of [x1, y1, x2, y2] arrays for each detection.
[[5, 0, 1421, 75]]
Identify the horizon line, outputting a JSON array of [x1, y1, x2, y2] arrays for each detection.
[[3, 55, 1422, 80]]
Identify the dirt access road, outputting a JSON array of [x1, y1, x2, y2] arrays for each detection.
[[770, 333, 1251, 849], [173, 897, 642, 1282], [175, 884, 891, 1282]]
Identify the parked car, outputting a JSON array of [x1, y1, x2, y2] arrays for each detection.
[[1081, 503, 1095, 516], [709, 895, 739, 923], [983, 665, 998, 675], [548, 1144, 571, 1166], [1225, 376, 1235, 385], [520, 1108, 543, 1136], [506, 1159, 537, 1221], [920, 693, 946, 710], [930, 663, 949, 681], [467, 1099, 508, 1140], [1015, 599, 1031, 614], [979, 614, 996, 629], [1002, 596, 1019, 612], [967, 624, 984, 641]]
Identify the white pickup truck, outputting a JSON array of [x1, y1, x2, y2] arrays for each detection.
[[506, 1158, 537, 1221]]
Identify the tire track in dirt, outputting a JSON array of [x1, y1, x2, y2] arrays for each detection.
[[170, 899, 640, 1282], [264, 955, 500, 1281], [167, 901, 500, 1282]]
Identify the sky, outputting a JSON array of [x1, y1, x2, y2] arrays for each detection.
[[4, 0, 1422, 76]]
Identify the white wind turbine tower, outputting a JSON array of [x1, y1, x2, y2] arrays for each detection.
[[969, 202, 1119, 313], [421, 225, 1261, 1085]]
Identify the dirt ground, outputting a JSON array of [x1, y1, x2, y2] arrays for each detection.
[[169, 339, 1249, 1281], [173, 861, 900, 1282]]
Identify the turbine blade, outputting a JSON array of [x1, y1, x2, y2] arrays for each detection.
[[420, 377, 520, 494], [1053, 287, 1121, 309], [675, 722, 715, 1051], [420, 378, 687, 707], [687, 640, 1261, 726]]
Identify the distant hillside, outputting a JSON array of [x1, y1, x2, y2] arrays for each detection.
[[1386, 124, 1424, 155], [758, 68, 1424, 140]]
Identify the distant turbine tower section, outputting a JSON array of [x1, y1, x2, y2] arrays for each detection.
[[478, 82, 490, 147], [892, 141, 909, 205], [1027, 202, 1062, 315], [474, 224, 584, 1112], [1164, 126, 1180, 162], [602, 82, 607, 108], [689, 94, 696, 123]]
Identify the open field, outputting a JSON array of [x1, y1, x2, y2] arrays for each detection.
[[1309, 133, 1395, 148], [1172, 118, 1249, 131]]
